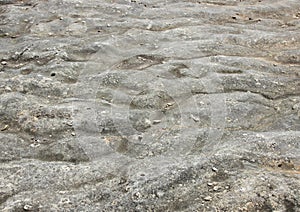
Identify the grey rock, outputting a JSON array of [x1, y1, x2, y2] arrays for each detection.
[[0, 0, 300, 211]]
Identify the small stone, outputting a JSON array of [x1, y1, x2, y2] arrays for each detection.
[[207, 182, 213, 186], [203, 196, 212, 201], [164, 102, 175, 110], [212, 167, 218, 172], [30, 143, 40, 148], [1, 125, 9, 131], [134, 192, 142, 198], [213, 186, 220, 191], [4, 86, 12, 92], [23, 204, 33, 211], [245, 202, 255, 210], [153, 120, 161, 124], [144, 118, 151, 126], [146, 23, 152, 30], [292, 103, 300, 110], [156, 190, 164, 198], [166, 102, 175, 107], [71, 132, 76, 136], [60, 198, 71, 205], [66, 122, 73, 126], [1, 61, 7, 65], [190, 114, 200, 122]]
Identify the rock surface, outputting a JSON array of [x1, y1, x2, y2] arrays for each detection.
[[0, 0, 300, 211]]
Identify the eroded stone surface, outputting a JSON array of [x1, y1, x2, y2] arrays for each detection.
[[0, 0, 300, 211]]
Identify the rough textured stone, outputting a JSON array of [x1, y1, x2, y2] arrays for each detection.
[[0, 0, 300, 211]]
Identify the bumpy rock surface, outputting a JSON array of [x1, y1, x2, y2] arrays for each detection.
[[0, 0, 300, 211]]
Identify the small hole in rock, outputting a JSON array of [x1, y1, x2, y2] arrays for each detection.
[[51, 73, 56, 77], [278, 164, 282, 167]]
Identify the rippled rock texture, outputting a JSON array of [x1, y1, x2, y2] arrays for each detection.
[[0, 0, 300, 211]]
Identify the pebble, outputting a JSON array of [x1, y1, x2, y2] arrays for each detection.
[[144, 118, 151, 126], [162, 102, 174, 110], [190, 114, 200, 122], [156, 190, 164, 198], [203, 196, 212, 201], [30, 143, 40, 148], [212, 167, 218, 172], [23, 204, 33, 211], [153, 120, 161, 124], [71, 132, 76, 136], [207, 182, 214, 186], [292, 103, 300, 110], [4, 86, 12, 91], [166, 102, 175, 107], [146, 23, 152, 30], [1, 61, 7, 65], [1, 125, 9, 131], [134, 191, 142, 199], [213, 186, 220, 191], [66, 122, 73, 126], [208, 182, 218, 187]]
